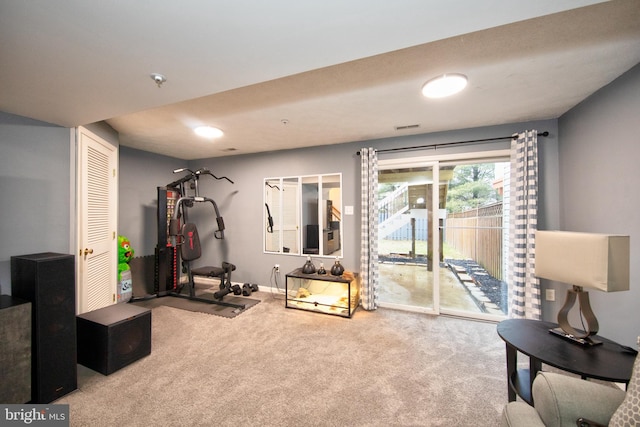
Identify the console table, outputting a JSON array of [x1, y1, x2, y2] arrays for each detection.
[[497, 318, 636, 405]]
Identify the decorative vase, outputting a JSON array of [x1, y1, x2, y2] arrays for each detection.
[[302, 256, 316, 274], [330, 259, 344, 276], [317, 262, 326, 275]]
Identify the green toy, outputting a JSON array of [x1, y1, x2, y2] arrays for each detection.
[[118, 235, 135, 281], [118, 235, 134, 303]]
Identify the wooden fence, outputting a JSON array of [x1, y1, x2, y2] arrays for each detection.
[[444, 203, 503, 280]]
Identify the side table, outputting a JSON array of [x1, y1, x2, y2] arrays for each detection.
[[497, 318, 636, 405]]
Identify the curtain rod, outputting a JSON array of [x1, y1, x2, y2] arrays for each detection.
[[356, 131, 549, 155]]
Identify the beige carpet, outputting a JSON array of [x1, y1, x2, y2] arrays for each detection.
[[57, 291, 507, 426]]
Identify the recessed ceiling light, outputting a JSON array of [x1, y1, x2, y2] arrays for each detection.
[[421, 73, 468, 98], [194, 126, 224, 138]]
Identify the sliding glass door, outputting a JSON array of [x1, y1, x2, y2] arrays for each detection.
[[378, 164, 437, 312], [377, 151, 509, 321]]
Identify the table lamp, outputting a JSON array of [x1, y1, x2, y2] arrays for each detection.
[[535, 230, 630, 346]]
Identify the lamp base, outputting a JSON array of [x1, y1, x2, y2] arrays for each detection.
[[549, 327, 602, 346]]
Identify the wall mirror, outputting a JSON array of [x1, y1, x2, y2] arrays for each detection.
[[264, 177, 300, 254], [264, 173, 342, 258]]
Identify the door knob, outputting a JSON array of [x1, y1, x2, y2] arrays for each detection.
[[84, 248, 94, 255]]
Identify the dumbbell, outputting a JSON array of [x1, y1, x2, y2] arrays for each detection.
[[213, 286, 231, 300], [249, 283, 259, 292], [242, 283, 254, 296], [231, 284, 242, 295]]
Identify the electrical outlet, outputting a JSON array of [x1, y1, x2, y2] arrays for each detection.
[[274, 264, 280, 272], [545, 289, 555, 301]]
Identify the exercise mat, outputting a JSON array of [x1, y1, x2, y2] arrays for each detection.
[[132, 294, 260, 318]]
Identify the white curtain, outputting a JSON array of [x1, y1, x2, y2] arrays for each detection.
[[508, 130, 540, 319], [360, 148, 379, 310]]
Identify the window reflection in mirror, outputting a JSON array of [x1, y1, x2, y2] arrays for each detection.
[[264, 174, 342, 258]]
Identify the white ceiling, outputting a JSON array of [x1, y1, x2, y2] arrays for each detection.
[[2, 0, 639, 160]]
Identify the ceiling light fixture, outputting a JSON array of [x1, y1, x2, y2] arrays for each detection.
[[194, 126, 224, 139], [421, 73, 468, 98]]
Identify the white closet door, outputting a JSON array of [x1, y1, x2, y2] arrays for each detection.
[[76, 126, 118, 314]]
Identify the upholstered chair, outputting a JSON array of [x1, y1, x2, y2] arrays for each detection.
[[501, 355, 640, 427]]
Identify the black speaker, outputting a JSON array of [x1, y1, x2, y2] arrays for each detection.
[[76, 304, 151, 375], [11, 252, 77, 403]]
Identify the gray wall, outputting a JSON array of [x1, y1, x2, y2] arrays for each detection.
[[0, 112, 72, 294], [118, 146, 185, 256], [183, 144, 364, 286], [0, 109, 558, 300], [0, 117, 120, 295], [83, 121, 119, 148], [183, 119, 559, 290], [554, 63, 640, 346]]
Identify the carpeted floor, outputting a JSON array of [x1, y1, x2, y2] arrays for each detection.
[[56, 291, 508, 426]]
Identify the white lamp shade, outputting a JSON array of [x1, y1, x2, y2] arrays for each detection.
[[535, 230, 630, 292]]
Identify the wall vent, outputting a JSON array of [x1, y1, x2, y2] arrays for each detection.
[[395, 124, 420, 131]]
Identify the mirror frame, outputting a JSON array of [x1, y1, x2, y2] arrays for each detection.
[[264, 173, 342, 258]]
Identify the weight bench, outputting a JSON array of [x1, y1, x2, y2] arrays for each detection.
[[191, 264, 233, 282], [173, 222, 245, 310], [191, 262, 238, 300]]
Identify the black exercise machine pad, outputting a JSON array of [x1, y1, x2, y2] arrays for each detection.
[[132, 289, 260, 319], [180, 222, 202, 261]]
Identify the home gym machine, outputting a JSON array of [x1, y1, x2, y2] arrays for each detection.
[[155, 167, 246, 309]]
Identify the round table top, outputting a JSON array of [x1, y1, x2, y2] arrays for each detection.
[[497, 318, 636, 383]]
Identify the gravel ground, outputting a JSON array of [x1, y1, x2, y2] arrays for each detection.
[[445, 258, 508, 314]]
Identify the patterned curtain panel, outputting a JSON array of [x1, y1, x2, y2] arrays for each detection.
[[508, 130, 541, 319], [360, 148, 379, 310]]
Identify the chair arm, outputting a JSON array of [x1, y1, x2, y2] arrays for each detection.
[[501, 401, 546, 427], [533, 372, 626, 427]]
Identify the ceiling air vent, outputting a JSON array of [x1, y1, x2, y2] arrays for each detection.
[[395, 124, 420, 131]]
